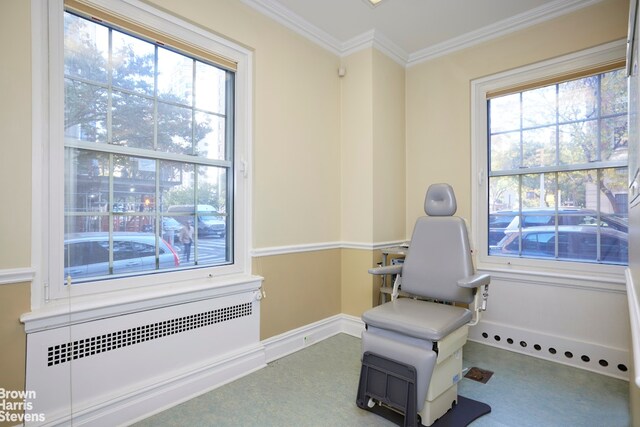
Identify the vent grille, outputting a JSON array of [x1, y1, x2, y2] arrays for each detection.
[[47, 302, 252, 367]]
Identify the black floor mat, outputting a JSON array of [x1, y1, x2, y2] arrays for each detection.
[[365, 395, 491, 427]]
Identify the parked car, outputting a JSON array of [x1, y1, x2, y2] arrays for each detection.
[[64, 232, 180, 281], [490, 225, 628, 265], [488, 208, 628, 246], [167, 204, 226, 238]]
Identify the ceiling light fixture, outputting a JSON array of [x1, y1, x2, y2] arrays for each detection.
[[364, 0, 385, 7]]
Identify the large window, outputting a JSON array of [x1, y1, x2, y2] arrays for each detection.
[[63, 10, 234, 283], [34, 0, 251, 303], [487, 68, 628, 266]]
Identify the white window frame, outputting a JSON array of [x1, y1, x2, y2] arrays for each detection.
[[471, 40, 627, 288], [31, 0, 254, 311]]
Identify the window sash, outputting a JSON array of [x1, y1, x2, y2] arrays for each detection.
[[34, 0, 252, 304], [471, 40, 628, 279], [63, 10, 236, 283], [486, 67, 628, 266]]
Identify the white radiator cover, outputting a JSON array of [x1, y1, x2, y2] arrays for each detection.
[[25, 288, 264, 426]]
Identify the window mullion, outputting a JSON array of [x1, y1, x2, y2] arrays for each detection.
[[191, 59, 196, 157], [108, 153, 114, 275], [107, 28, 113, 144], [153, 46, 159, 152], [64, 139, 233, 168]]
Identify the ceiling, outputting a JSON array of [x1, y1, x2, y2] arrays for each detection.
[[241, 0, 602, 66]]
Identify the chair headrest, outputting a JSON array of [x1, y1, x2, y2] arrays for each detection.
[[424, 183, 457, 216]]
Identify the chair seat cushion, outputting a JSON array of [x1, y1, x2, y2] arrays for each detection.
[[362, 298, 472, 341]]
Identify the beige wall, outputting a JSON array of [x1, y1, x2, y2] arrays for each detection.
[[341, 249, 380, 316], [338, 48, 406, 318], [0, 283, 30, 427], [340, 48, 406, 244], [1, 0, 31, 269], [372, 49, 406, 243], [405, 0, 629, 232], [253, 250, 341, 339], [0, 2, 31, 424], [340, 49, 375, 243]]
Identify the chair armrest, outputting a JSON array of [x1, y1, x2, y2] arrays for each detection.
[[457, 273, 490, 289], [368, 265, 403, 276]]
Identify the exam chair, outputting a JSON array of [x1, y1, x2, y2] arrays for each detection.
[[356, 183, 490, 427]]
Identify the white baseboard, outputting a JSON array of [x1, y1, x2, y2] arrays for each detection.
[[261, 314, 364, 363], [469, 320, 630, 380]]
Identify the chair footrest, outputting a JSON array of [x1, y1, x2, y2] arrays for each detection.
[[357, 351, 420, 427]]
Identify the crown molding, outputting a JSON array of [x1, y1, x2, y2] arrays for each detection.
[[242, 0, 605, 68], [341, 29, 409, 66], [407, 0, 604, 66], [240, 0, 343, 55]]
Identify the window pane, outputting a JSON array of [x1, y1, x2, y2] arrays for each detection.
[[158, 47, 193, 105], [195, 62, 227, 114], [195, 166, 230, 264], [113, 214, 154, 233], [195, 112, 226, 160], [112, 91, 154, 148], [522, 85, 556, 128], [558, 169, 591, 208], [488, 175, 519, 248], [111, 30, 155, 96], [64, 12, 108, 83], [558, 76, 598, 122], [65, 148, 110, 213], [113, 155, 156, 214], [601, 115, 628, 162], [600, 168, 629, 218], [559, 120, 597, 164], [521, 173, 556, 209], [64, 234, 110, 280], [490, 132, 520, 171], [157, 102, 193, 155], [489, 93, 520, 133], [522, 127, 556, 168], [159, 161, 195, 212], [65, 79, 108, 143], [601, 69, 627, 116]]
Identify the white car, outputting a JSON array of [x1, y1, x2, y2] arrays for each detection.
[[64, 232, 180, 281]]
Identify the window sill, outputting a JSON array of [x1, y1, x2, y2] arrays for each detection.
[[20, 273, 263, 333], [477, 258, 626, 293]]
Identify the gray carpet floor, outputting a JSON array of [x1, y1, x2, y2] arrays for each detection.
[[133, 333, 629, 426]]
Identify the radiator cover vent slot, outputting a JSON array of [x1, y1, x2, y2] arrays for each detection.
[[47, 302, 252, 367]]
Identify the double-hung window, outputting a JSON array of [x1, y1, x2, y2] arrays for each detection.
[[37, 0, 252, 302], [473, 42, 628, 272]]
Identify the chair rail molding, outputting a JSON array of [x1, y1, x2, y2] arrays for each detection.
[[0, 267, 36, 286]]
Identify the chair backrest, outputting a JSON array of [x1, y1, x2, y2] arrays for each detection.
[[401, 184, 475, 304]]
